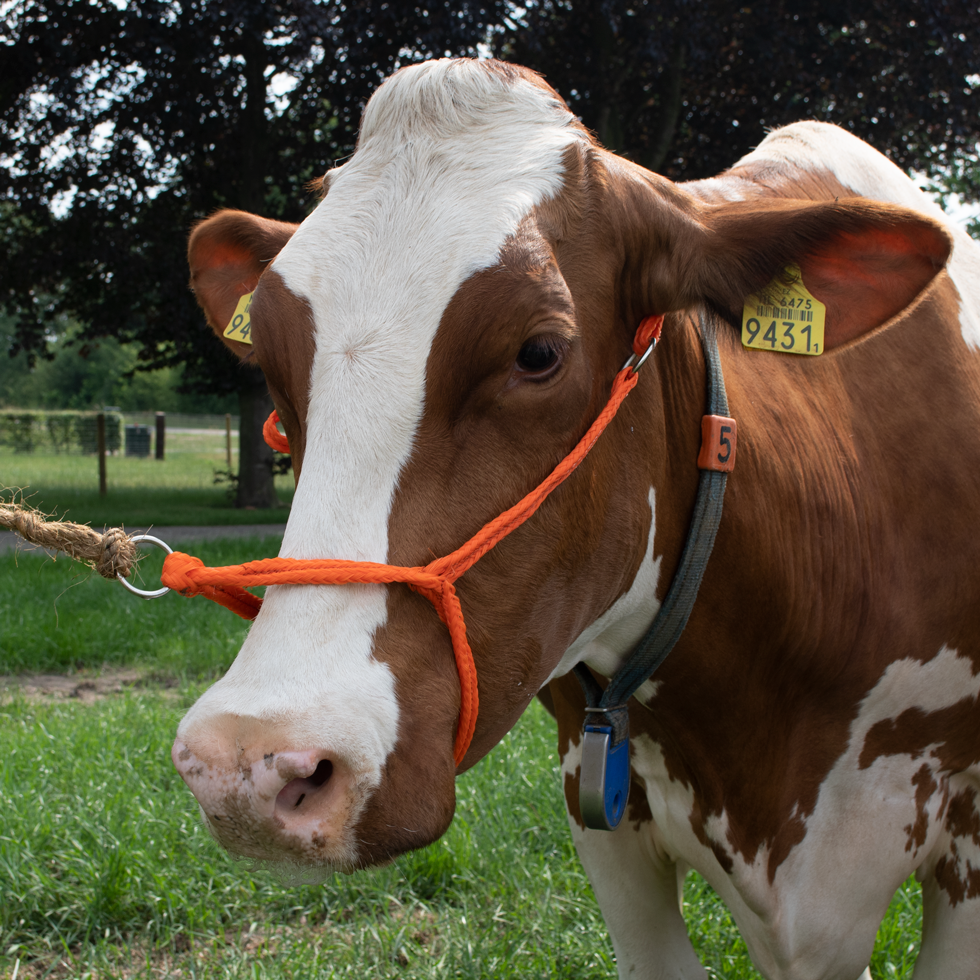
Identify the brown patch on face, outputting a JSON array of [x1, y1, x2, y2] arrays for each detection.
[[340, 584, 462, 866], [381, 197, 664, 772], [249, 271, 316, 477]]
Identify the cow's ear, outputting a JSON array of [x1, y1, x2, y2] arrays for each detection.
[[188, 210, 299, 357], [692, 198, 951, 350]]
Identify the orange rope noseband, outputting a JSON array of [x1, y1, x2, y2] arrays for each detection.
[[161, 316, 664, 767]]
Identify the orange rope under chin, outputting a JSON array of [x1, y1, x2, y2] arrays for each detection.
[[161, 316, 662, 767]]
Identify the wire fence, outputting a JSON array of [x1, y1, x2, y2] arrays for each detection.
[[0, 411, 239, 458]]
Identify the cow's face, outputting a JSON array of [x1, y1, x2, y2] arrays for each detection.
[[173, 59, 950, 873], [173, 60, 647, 872]]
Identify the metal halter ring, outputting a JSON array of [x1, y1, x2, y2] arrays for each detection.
[[621, 338, 658, 374], [116, 534, 173, 599]]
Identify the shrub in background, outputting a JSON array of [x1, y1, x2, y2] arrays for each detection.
[[74, 413, 121, 454], [9, 413, 37, 454], [0, 410, 122, 454], [46, 412, 75, 453]]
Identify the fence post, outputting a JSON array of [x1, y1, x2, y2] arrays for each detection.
[[155, 412, 165, 460], [225, 413, 233, 470], [97, 413, 107, 497]]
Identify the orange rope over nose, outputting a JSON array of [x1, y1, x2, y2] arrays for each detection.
[[161, 316, 662, 768]]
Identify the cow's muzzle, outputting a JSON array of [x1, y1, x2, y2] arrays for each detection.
[[171, 738, 361, 868]]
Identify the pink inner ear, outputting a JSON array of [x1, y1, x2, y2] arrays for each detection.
[[190, 240, 261, 334], [799, 226, 947, 350], [199, 241, 251, 272]]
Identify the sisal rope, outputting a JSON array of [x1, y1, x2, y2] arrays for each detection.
[[0, 502, 138, 579]]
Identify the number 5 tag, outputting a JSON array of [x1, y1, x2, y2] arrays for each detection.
[[697, 415, 737, 473]]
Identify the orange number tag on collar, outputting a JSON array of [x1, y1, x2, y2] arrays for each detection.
[[742, 264, 825, 356], [698, 415, 736, 473], [223, 292, 254, 345]]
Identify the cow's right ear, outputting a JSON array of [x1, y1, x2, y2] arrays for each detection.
[[188, 210, 299, 357]]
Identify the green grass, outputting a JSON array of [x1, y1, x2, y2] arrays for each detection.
[[0, 692, 925, 980], [0, 538, 278, 677], [0, 540, 924, 979], [2, 434, 294, 527], [0, 695, 616, 979]]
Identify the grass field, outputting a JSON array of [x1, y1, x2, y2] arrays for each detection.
[[1, 430, 294, 528], [0, 541, 924, 979]]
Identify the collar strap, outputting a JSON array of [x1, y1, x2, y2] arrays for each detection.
[[576, 312, 736, 830], [161, 316, 664, 768]]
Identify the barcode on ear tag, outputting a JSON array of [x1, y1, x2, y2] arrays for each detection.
[[223, 292, 254, 345], [742, 264, 825, 355]]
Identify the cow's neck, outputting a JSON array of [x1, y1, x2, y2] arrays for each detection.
[[547, 312, 714, 688]]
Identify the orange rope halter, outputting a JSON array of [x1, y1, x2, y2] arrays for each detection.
[[161, 316, 664, 767], [263, 411, 290, 453]]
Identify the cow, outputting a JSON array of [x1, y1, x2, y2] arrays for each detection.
[[171, 58, 980, 979]]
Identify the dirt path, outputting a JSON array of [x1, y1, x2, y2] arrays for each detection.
[[0, 667, 180, 704]]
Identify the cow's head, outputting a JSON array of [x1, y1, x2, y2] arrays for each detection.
[[173, 59, 949, 873]]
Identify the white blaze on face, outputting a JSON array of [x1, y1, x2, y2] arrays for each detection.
[[734, 121, 980, 350], [179, 61, 587, 777]]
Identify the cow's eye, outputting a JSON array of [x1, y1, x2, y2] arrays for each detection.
[[515, 336, 564, 379]]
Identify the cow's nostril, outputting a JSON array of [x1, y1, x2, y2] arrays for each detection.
[[276, 758, 334, 812], [309, 759, 333, 787]]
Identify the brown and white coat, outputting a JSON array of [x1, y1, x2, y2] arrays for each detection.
[[173, 59, 980, 980]]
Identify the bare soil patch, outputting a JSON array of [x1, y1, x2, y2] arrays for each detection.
[[0, 668, 177, 704]]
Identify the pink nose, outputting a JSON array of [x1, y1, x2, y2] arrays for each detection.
[[171, 738, 352, 862]]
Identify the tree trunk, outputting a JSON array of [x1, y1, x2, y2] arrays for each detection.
[[645, 42, 686, 174], [236, 372, 279, 509]]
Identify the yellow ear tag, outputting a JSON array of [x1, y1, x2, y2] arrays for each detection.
[[741, 264, 825, 355], [223, 292, 254, 345]]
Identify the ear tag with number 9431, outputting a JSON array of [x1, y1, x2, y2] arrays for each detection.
[[742, 264, 825, 356], [223, 291, 254, 345]]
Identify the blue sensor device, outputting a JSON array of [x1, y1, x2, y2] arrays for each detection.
[[579, 724, 630, 831]]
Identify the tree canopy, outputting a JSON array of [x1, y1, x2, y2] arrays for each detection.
[[2, 0, 978, 381], [2, 0, 503, 379], [502, 0, 980, 180], [2, 0, 503, 503]]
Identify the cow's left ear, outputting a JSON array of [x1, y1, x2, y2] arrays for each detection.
[[693, 198, 951, 350], [188, 209, 299, 357]]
